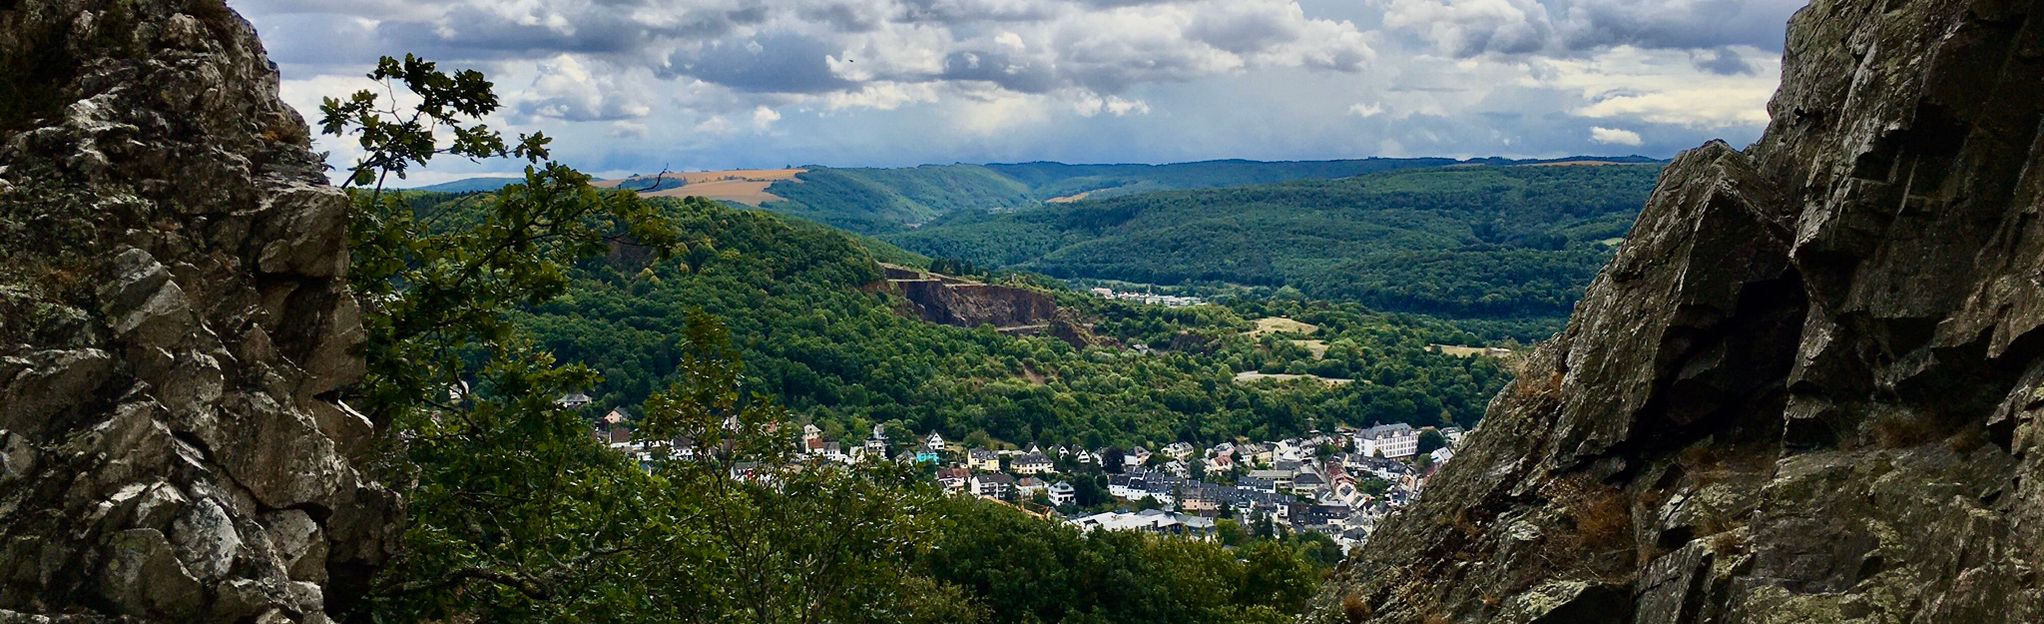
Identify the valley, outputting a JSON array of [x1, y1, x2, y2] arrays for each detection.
[[21, 0, 2028, 621]]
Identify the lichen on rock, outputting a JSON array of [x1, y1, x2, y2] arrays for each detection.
[[0, 0, 391, 621]]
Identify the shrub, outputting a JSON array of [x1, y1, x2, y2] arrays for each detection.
[[1342, 591, 1373, 623]]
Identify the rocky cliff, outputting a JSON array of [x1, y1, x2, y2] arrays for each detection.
[[1310, 0, 2044, 622], [0, 0, 391, 621], [876, 263, 1100, 346]]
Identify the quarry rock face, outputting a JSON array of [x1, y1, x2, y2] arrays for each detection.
[[1309, 0, 2044, 622], [875, 263, 1097, 346], [0, 0, 391, 621]]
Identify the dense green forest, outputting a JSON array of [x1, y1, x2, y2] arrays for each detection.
[[884, 164, 1661, 320], [757, 165, 1037, 232], [478, 193, 1512, 449]]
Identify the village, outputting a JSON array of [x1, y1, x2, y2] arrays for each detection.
[[1087, 286, 1206, 307], [566, 393, 1463, 553]]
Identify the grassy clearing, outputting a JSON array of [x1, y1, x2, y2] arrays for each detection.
[[1430, 344, 1512, 358], [1232, 371, 1353, 386], [1292, 339, 1330, 359], [1248, 317, 1319, 338], [602, 169, 808, 205], [647, 179, 784, 205]]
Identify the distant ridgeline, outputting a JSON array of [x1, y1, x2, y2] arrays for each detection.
[[413, 157, 1664, 323], [887, 163, 1663, 321], [396, 192, 1514, 449]]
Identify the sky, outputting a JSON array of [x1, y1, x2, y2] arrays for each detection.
[[236, 0, 1807, 183]]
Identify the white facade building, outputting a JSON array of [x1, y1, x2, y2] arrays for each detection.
[[1355, 423, 1419, 459]]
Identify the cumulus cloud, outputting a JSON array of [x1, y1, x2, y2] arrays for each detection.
[[517, 55, 654, 122], [1379, 0, 1554, 57], [1558, 0, 1803, 52], [753, 106, 785, 129], [1589, 126, 1642, 145], [1073, 94, 1152, 117], [1690, 47, 1755, 75], [239, 0, 1794, 178], [249, 0, 1372, 97], [1538, 46, 1779, 128], [666, 32, 857, 93], [1374, 0, 1804, 58]]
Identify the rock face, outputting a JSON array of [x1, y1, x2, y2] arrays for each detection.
[[875, 263, 1099, 346], [1309, 1, 2044, 622], [894, 279, 1060, 329], [0, 0, 390, 621]]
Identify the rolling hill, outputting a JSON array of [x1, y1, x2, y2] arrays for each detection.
[[410, 156, 1659, 234], [490, 195, 1512, 446], [757, 156, 1658, 233], [883, 163, 1665, 320]]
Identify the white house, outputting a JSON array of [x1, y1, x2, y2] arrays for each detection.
[[556, 392, 593, 409], [1204, 452, 1235, 475], [1129, 446, 1153, 466], [1048, 481, 1077, 506], [821, 441, 849, 464], [971, 473, 1015, 499], [1108, 475, 1144, 500], [800, 424, 825, 454], [937, 467, 970, 493], [1355, 423, 1418, 459], [864, 424, 888, 457], [1274, 439, 1308, 462]]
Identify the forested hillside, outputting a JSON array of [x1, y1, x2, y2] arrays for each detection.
[[411, 157, 1657, 236], [757, 165, 1037, 231], [743, 156, 1658, 233], [887, 164, 1661, 320], [463, 194, 1514, 448], [755, 159, 1466, 233]]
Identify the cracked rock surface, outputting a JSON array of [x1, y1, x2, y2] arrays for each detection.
[[1307, 0, 2044, 622], [1, 0, 392, 621]]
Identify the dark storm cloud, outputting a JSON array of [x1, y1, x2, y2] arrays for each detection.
[[667, 33, 858, 93], [358, 4, 769, 63], [247, 0, 1374, 98], [798, 1, 890, 32], [893, 0, 1059, 24], [1690, 47, 1755, 75], [1557, 0, 1802, 52], [1187, 6, 1303, 54], [940, 50, 1060, 93], [1383, 0, 1804, 59]]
